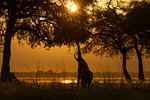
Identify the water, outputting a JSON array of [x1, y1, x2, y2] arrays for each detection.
[[18, 77, 77, 84], [18, 77, 150, 84]]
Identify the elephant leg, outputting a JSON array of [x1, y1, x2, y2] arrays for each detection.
[[81, 80, 86, 88]]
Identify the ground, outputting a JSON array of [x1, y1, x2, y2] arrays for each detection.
[[0, 81, 150, 100]]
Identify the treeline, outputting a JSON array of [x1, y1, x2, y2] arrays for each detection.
[[14, 71, 78, 78], [1, 71, 149, 78]]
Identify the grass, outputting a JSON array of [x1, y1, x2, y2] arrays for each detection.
[[0, 81, 150, 100]]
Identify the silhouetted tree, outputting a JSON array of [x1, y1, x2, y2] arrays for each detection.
[[0, 34, 4, 52], [51, 0, 95, 87], [53, 9, 89, 46], [0, 28, 4, 52], [125, 0, 150, 80], [84, 2, 133, 81], [53, 0, 94, 46], [0, 10, 5, 52], [0, 0, 59, 82], [0, 0, 95, 82]]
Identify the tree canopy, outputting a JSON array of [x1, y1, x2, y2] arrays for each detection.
[[0, 0, 62, 81], [0, 0, 96, 82], [125, 0, 150, 56]]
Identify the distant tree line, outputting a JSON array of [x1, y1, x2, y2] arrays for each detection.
[[0, 0, 150, 82], [1, 71, 150, 78], [13, 70, 78, 78]]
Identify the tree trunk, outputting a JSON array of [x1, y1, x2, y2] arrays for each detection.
[[122, 53, 132, 81], [1, 15, 16, 82], [135, 46, 145, 81]]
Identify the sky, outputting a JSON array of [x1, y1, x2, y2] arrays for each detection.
[[0, 38, 150, 72]]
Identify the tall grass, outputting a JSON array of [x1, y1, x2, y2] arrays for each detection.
[[0, 81, 150, 100], [4, 61, 149, 100]]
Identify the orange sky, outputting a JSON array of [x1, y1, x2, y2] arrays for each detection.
[[0, 38, 150, 72]]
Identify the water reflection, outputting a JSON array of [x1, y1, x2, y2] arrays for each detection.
[[17, 77, 150, 84], [18, 77, 78, 83], [61, 80, 77, 84]]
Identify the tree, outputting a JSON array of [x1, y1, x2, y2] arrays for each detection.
[[52, 0, 94, 46], [51, 0, 95, 87], [0, 26, 4, 52], [51, 0, 95, 54], [83, 3, 133, 81], [0, 0, 59, 82], [0, 0, 95, 82], [0, 8, 5, 52], [0, 34, 4, 52], [125, 0, 150, 80]]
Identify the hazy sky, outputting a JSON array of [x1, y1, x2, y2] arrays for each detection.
[[0, 38, 150, 72]]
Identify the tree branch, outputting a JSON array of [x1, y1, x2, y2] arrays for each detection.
[[14, 26, 54, 45]]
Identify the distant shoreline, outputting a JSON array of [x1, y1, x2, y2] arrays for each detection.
[[1, 71, 150, 78]]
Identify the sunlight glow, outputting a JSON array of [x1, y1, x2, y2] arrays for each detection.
[[71, 5, 77, 12], [62, 80, 72, 84], [97, 0, 106, 9], [66, 1, 77, 12]]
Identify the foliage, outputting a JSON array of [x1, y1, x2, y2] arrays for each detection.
[[82, 1, 135, 80], [52, 5, 89, 46], [0, 0, 62, 48], [0, 19, 5, 52], [125, 0, 150, 57], [84, 8, 134, 58], [0, 0, 65, 81], [52, 0, 96, 47], [0, 0, 95, 48]]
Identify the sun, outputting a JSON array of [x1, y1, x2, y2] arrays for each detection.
[[66, 1, 77, 12], [71, 4, 77, 12]]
